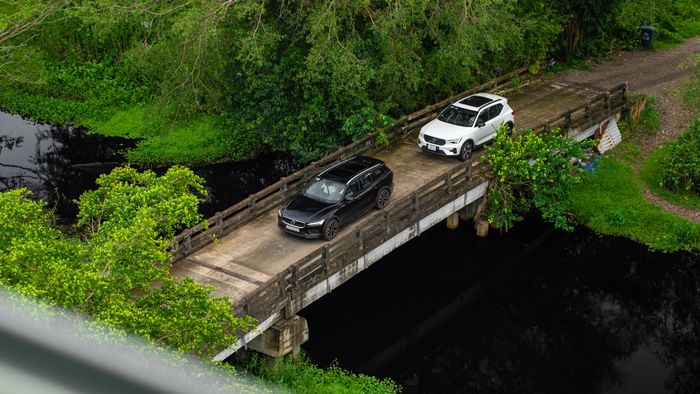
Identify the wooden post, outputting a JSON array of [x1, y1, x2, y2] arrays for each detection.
[[445, 173, 453, 194], [215, 213, 223, 235], [321, 245, 329, 276], [184, 230, 192, 252]]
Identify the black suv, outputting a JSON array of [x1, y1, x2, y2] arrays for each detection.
[[278, 156, 394, 240]]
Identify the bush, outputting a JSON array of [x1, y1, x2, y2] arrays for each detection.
[[662, 122, 700, 193]]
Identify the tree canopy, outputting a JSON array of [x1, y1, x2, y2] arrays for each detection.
[[2, 0, 697, 164], [0, 166, 254, 356]]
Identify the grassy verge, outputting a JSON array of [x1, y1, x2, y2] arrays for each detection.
[[640, 144, 700, 211], [567, 95, 700, 252], [242, 353, 400, 394], [568, 158, 700, 252], [0, 82, 247, 166]]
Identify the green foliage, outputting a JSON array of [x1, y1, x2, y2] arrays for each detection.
[[660, 122, 700, 193], [638, 96, 661, 135], [243, 353, 400, 394], [683, 54, 700, 114], [640, 144, 700, 211], [0, 167, 256, 357], [2, 0, 700, 166], [482, 126, 594, 231], [568, 158, 700, 252]]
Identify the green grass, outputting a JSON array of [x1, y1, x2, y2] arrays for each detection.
[[640, 145, 700, 211], [88, 107, 240, 165], [568, 158, 700, 252], [243, 353, 400, 394], [0, 84, 248, 166]]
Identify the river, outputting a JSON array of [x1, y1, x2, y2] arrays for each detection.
[[0, 111, 299, 222], [2, 111, 698, 393]]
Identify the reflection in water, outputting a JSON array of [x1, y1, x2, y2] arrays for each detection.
[[0, 111, 300, 222], [0, 112, 131, 221], [299, 216, 700, 394]]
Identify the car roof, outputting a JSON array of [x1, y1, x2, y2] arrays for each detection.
[[454, 92, 506, 111], [319, 156, 384, 183]]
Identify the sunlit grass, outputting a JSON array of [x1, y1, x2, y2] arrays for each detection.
[[568, 158, 700, 252]]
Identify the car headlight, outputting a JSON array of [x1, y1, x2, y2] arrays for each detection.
[[278, 208, 283, 217], [307, 219, 325, 227], [447, 138, 462, 144]]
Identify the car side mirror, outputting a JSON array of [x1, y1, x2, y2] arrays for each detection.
[[477, 121, 486, 128], [344, 195, 354, 203]]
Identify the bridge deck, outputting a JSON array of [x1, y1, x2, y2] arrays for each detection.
[[170, 80, 601, 303]]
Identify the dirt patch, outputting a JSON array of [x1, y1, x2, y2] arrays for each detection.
[[553, 38, 700, 221]]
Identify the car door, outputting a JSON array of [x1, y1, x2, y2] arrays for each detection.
[[338, 180, 362, 224], [356, 171, 376, 215], [486, 104, 504, 140], [475, 109, 491, 145]]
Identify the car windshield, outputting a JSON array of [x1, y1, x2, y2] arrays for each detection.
[[303, 177, 346, 203], [437, 105, 477, 127]]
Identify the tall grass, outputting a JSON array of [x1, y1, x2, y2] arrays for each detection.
[[569, 158, 699, 252]]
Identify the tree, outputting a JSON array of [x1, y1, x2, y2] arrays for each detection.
[[481, 126, 594, 231], [0, 166, 255, 357]]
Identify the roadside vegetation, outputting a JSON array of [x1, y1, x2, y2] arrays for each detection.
[[0, 169, 400, 393], [0, 167, 253, 356], [568, 81, 700, 252], [569, 158, 700, 252], [1, 1, 700, 165], [481, 126, 593, 232], [243, 353, 400, 394]]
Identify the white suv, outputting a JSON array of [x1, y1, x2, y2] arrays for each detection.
[[418, 92, 514, 161]]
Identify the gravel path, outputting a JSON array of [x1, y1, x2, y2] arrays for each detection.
[[553, 38, 700, 220]]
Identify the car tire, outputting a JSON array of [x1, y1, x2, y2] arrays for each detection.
[[458, 141, 473, 162], [375, 187, 391, 209], [322, 217, 340, 241], [506, 122, 514, 137]]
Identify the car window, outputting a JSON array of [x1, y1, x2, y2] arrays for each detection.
[[303, 178, 347, 203], [488, 104, 503, 119], [477, 110, 489, 125], [372, 167, 383, 179], [345, 181, 360, 200], [437, 105, 477, 127], [360, 173, 373, 192]]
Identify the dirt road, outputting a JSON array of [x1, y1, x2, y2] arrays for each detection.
[[553, 37, 700, 220]]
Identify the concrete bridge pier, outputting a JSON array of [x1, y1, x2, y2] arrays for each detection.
[[247, 315, 309, 359], [457, 197, 490, 237], [446, 212, 460, 229]]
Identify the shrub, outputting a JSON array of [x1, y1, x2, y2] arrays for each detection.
[[662, 122, 700, 193]]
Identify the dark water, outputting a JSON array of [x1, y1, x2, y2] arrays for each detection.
[[298, 216, 700, 394], [3, 111, 699, 393], [0, 111, 299, 221]]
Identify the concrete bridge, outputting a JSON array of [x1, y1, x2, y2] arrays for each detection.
[[168, 67, 629, 360]]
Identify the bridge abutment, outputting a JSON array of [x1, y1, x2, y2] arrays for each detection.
[[247, 315, 309, 358]]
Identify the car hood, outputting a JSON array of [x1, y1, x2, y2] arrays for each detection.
[[421, 119, 474, 141], [281, 194, 339, 223]]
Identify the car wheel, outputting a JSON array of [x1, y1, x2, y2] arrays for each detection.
[[458, 141, 473, 161], [375, 187, 391, 209], [322, 218, 340, 241], [506, 122, 514, 137]]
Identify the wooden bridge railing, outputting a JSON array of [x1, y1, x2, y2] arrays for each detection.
[[170, 65, 538, 262], [534, 83, 628, 135], [227, 81, 629, 332], [231, 158, 491, 321]]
